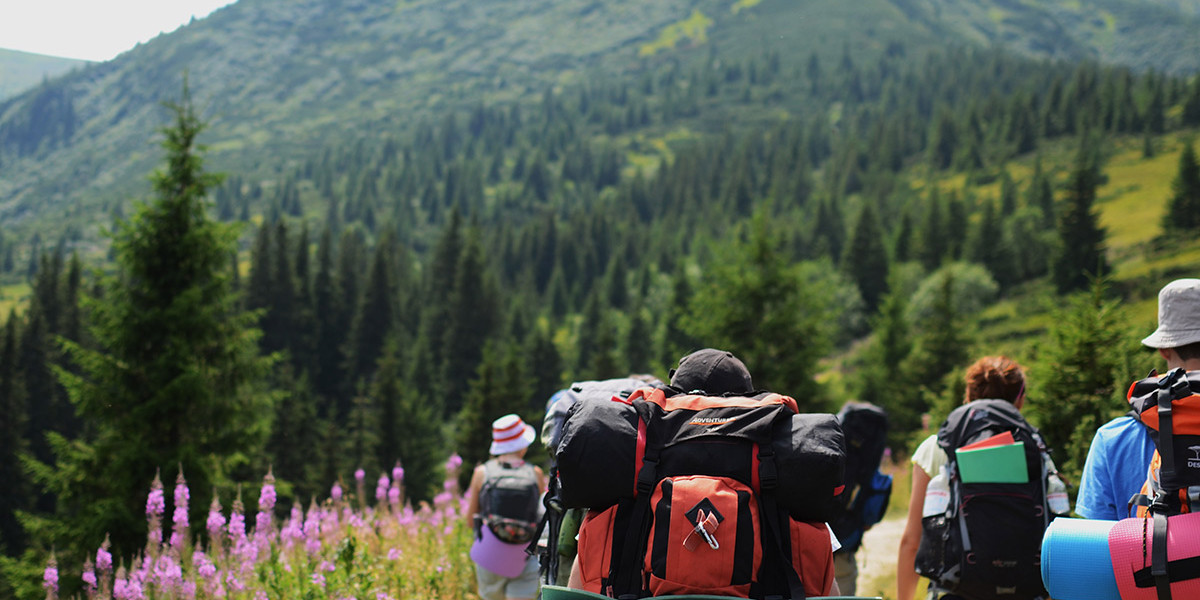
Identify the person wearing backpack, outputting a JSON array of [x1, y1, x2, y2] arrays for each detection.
[[897, 356, 1065, 600], [466, 414, 547, 600], [830, 400, 892, 596], [563, 348, 841, 598], [1077, 279, 1200, 521]]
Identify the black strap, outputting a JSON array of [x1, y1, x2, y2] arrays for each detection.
[[1153, 511, 1173, 600], [1135, 555, 1200, 588], [528, 466, 564, 584], [758, 446, 806, 600], [611, 444, 659, 599], [1157, 370, 1183, 489]]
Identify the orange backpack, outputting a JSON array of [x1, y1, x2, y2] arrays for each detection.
[[555, 387, 844, 599]]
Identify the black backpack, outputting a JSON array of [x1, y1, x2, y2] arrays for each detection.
[[479, 459, 541, 544], [915, 399, 1053, 600], [830, 401, 891, 553]]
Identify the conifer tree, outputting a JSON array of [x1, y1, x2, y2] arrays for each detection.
[[685, 208, 830, 407], [525, 321, 564, 414], [855, 275, 916, 449], [841, 204, 890, 313], [346, 239, 395, 384], [34, 85, 275, 563], [441, 229, 500, 415], [374, 339, 442, 503], [1028, 279, 1147, 482], [1052, 141, 1109, 293], [456, 342, 532, 487], [0, 311, 29, 555], [1162, 141, 1200, 233], [902, 269, 972, 426], [266, 368, 323, 505], [659, 266, 697, 369], [312, 227, 345, 401]]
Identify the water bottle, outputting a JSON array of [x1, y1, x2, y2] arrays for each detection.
[[923, 466, 951, 517], [1047, 473, 1070, 515]]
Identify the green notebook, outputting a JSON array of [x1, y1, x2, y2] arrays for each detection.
[[956, 441, 1028, 483]]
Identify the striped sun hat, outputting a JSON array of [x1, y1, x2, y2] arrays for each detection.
[[490, 414, 536, 455]]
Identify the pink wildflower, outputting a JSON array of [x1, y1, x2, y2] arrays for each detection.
[[331, 482, 343, 502], [42, 555, 58, 597], [146, 472, 165, 547], [82, 558, 97, 590], [172, 469, 190, 547], [388, 484, 401, 506], [193, 551, 217, 580], [153, 555, 183, 596], [446, 454, 463, 472], [96, 537, 113, 572], [256, 471, 276, 535], [354, 468, 365, 483], [387, 547, 402, 561], [310, 573, 326, 588], [206, 494, 226, 538], [228, 493, 246, 541], [376, 473, 389, 502], [392, 461, 404, 483]]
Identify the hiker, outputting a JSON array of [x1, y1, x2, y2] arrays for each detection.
[[897, 355, 1062, 600], [466, 414, 547, 600], [830, 400, 892, 596], [1077, 279, 1199, 520], [564, 348, 841, 598]]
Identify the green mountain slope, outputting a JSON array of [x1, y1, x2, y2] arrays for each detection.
[[0, 0, 1197, 249], [896, 0, 1200, 73], [0, 48, 89, 101]]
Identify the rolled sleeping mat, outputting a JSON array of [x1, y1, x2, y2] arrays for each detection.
[[1040, 517, 1120, 600], [1109, 511, 1200, 600]]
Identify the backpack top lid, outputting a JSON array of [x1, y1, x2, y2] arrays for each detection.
[[939, 398, 1032, 447], [836, 401, 889, 485]]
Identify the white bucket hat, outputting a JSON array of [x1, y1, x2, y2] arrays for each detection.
[[490, 414, 536, 455], [1142, 279, 1200, 349]]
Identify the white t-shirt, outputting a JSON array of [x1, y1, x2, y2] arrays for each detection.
[[912, 433, 947, 478]]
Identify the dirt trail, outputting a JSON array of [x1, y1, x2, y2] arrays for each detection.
[[853, 511, 906, 599]]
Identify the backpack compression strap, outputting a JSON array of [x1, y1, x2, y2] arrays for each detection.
[[1148, 368, 1192, 600], [757, 445, 806, 600]]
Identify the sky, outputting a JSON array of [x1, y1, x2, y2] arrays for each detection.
[[0, 0, 237, 62]]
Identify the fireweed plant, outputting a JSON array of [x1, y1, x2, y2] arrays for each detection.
[[45, 455, 476, 600]]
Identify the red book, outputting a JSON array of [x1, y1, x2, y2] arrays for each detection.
[[959, 431, 1015, 451]]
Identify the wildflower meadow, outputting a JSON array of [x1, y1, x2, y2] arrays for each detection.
[[44, 456, 479, 600]]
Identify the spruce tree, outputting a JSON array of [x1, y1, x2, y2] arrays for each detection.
[[456, 342, 532, 487], [685, 208, 830, 408], [441, 229, 500, 415], [34, 85, 275, 565], [1162, 141, 1200, 233], [373, 339, 442, 503], [1027, 279, 1149, 483], [1052, 141, 1109, 293], [0, 311, 29, 555], [841, 204, 890, 314]]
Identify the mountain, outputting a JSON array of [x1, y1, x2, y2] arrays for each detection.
[[0, 48, 89, 101], [0, 0, 1198, 250]]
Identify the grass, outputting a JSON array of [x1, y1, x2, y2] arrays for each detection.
[[0, 281, 31, 318], [638, 9, 714, 57]]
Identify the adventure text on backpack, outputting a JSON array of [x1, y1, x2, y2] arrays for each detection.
[[830, 401, 892, 554], [915, 399, 1066, 600], [479, 459, 542, 544], [555, 386, 846, 599]]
